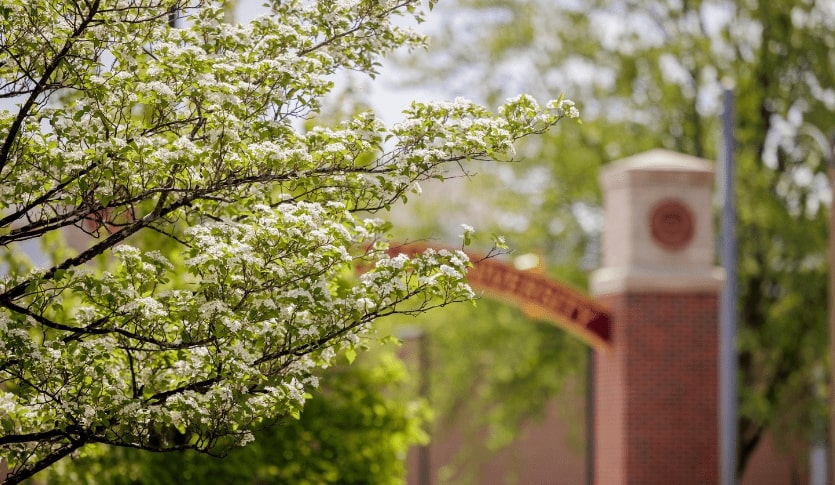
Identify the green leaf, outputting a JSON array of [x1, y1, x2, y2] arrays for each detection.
[[344, 347, 357, 365]]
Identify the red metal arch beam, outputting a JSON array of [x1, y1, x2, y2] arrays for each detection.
[[389, 244, 611, 350]]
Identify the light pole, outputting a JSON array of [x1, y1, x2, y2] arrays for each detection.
[[719, 85, 737, 485], [417, 329, 430, 485], [825, 131, 835, 485], [398, 325, 431, 485]]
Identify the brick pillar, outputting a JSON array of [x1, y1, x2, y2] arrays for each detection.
[[590, 149, 724, 484]]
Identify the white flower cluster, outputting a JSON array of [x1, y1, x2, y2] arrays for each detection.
[[0, 0, 577, 478]]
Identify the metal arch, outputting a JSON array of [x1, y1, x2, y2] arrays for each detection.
[[387, 243, 611, 350]]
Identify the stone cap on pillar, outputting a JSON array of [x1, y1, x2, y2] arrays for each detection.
[[591, 149, 725, 295]]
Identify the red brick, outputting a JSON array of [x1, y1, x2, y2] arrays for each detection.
[[594, 292, 718, 484]]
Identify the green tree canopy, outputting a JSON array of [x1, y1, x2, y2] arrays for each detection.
[[395, 0, 834, 474]]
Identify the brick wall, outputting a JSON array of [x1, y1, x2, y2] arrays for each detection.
[[594, 292, 718, 484]]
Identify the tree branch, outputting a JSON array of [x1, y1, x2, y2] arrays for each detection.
[[4, 440, 85, 485], [0, 0, 102, 177]]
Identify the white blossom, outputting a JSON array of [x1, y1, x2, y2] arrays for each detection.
[[0, 0, 577, 479]]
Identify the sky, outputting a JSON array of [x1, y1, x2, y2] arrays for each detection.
[[234, 1, 449, 124]]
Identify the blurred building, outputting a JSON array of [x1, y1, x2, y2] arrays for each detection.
[[405, 150, 813, 485]]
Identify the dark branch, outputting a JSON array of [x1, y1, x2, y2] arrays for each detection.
[[0, 0, 102, 176]]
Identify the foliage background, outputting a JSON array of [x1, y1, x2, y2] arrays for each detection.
[[390, 0, 835, 475]]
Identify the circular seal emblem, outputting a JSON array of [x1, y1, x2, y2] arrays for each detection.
[[649, 199, 694, 251]]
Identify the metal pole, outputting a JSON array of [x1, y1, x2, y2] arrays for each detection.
[[827, 140, 835, 485], [396, 325, 432, 485], [719, 85, 738, 485], [418, 330, 431, 485]]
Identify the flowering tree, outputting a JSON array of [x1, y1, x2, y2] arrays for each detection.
[[0, 0, 578, 482], [43, 348, 430, 485]]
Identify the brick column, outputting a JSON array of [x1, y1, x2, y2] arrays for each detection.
[[590, 149, 724, 484]]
